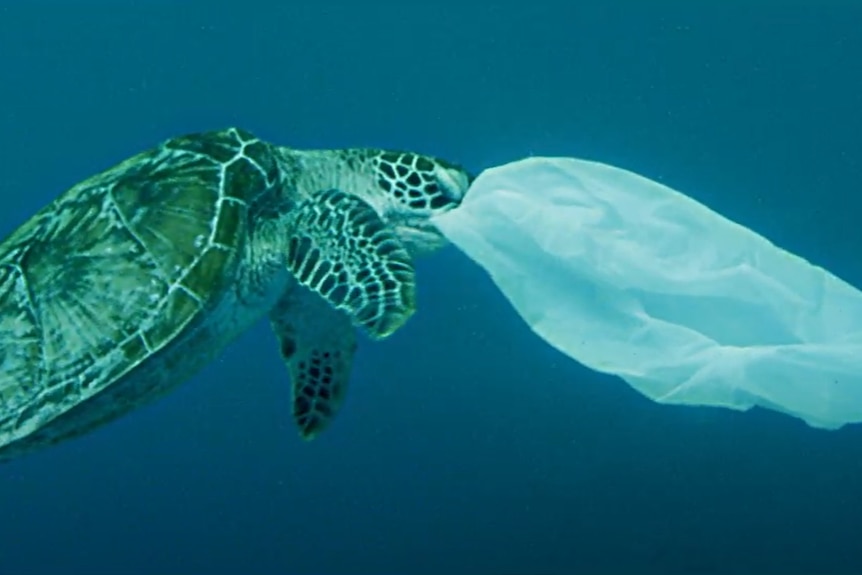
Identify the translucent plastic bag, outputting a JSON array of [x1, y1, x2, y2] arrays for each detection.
[[432, 157, 862, 429]]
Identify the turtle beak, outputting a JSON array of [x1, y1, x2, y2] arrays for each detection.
[[434, 164, 472, 208]]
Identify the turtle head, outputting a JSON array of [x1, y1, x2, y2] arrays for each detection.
[[365, 150, 473, 254], [284, 146, 473, 255]]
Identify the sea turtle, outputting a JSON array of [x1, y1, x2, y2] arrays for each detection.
[[0, 127, 472, 461]]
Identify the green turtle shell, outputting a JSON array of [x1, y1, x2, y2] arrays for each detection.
[[0, 127, 280, 448]]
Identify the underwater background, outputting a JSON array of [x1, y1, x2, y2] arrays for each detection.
[[1, 2, 861, 574]]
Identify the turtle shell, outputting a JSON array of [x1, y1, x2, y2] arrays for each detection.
[[0, 127, 281, 448]]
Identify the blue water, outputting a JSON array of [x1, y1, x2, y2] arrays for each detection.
[[1, 3, 861, 574]]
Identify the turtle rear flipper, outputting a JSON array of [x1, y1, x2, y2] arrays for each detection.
[[285, 188, 416, 339], [269, 287, 357, 440]]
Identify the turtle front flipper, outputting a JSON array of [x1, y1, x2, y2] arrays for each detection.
[[285, 188, 416, 339], [269, 286, 357, 440]]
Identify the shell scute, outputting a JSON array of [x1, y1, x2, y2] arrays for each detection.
[[0, 127, 279, 451]]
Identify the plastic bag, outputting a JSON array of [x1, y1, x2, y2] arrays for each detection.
[[432, 157, 862, 429]]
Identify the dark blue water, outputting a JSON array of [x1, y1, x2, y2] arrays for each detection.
[[1, 3, 861, 574]]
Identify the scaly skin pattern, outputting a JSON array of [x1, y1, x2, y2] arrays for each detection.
[[0, 127, 471, 460]]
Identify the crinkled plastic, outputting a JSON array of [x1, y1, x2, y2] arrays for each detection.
[[432, 157, 862, 429]]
